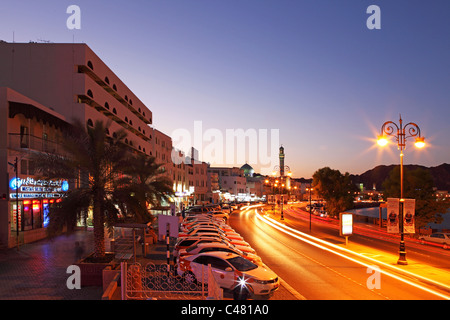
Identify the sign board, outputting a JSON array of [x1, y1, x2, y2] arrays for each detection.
[[403, 198, 415, 234], [158, 214, 179, 238], [387, 198, 400, 233], [340, 213, 353, 236]]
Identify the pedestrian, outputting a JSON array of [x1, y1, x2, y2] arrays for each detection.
[[74, 241, 84, 263]]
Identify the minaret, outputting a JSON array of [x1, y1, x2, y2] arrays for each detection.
[[279, 145, 285, 177]]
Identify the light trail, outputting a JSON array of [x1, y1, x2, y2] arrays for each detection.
[[254, 209, 450, 300]]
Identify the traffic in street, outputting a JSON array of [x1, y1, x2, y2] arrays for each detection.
[[229, 204, 450, 300]]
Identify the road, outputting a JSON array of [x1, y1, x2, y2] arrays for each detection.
[[229, 205, 450, 300]]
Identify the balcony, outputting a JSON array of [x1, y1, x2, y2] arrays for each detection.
[[8, 133, 65, 155]]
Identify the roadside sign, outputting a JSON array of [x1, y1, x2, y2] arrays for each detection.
[[340, 213, 353, 236], [158, 215, 179, 238]]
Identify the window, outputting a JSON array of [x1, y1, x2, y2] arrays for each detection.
[[87, 61, 94, 70], [87, 90, 94, 98], [104, 77, 110, 84], [113, 84, 117, 91], [20, 125, 29, 148], [87, 119, 94, 127], [104, 102, 110, 110], [125, 95, 128, 101], [113, 108, 117, 115]]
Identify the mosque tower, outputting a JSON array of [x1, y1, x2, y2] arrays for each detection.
[[279, 145, 285, 177]]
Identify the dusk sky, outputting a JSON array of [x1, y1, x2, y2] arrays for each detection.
[[1, 0, 449, 178]]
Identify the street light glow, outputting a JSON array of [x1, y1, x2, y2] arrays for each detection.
[[415, 137, 425, 148], [377, 135, 388, 147]]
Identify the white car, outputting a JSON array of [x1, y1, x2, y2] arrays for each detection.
[[178, 242, 262, 266], [177, 252, 279, 298], [181, 221, 236, 233], [176, 232, 251, 249], [206, 210, 230, 222], [179, 227, 244, 241], [419, 233, 450, 249]]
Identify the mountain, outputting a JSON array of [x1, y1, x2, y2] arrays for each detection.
[[350, 163, 450, 192]]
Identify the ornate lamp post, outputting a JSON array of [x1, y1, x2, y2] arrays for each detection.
[[306, 186, 313, 232], [377, 114, 425, 265]]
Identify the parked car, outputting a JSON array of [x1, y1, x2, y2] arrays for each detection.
[[177, 252, 279, 298], [178, 227, 244, 241], [419, 233, 450, 249], [178, 242, 262, 266], [181, 220, 234, 232]]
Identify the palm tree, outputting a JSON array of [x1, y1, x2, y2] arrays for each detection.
[[31, 120, 129, 258], [114, 153, 174, 224]]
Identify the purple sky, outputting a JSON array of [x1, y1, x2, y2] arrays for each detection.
[[1, 0, 449, 178]]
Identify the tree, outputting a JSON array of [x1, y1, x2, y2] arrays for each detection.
[[31, 120, 173, 259], [114, 153, 174, 223], [312, 167, 357, 217], [382, 166, 448, 230]]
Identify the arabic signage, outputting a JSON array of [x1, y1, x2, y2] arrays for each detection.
[[9, 177, 69, 199]]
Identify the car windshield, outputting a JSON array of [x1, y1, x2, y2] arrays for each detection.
[[227, 256, 257, 271]]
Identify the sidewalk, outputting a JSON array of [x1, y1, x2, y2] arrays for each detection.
[[0, 229, 103, 300]]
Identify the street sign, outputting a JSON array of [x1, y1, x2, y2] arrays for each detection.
[[157, 215, 179, 238], [340, 213, 353, 236]]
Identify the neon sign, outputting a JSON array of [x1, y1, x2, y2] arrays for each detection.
[[9, 177, 69, 199]]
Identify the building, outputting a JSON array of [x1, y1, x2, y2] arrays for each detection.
[[0, 87, 72, 247], [0, 42, 181, 247], [208, 167, 247, 202], [0, 42, 155, 158]]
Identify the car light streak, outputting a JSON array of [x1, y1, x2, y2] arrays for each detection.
[[256, 211, 450, 300]]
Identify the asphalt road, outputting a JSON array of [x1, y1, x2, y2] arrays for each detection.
[[229, 206, 450, 300]]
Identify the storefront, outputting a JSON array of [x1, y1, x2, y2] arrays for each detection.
[[8, 176, 69, 244]]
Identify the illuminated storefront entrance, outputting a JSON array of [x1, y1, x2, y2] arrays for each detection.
[[9, 177, 69, 233]]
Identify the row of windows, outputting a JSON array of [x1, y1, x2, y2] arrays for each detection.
[[86, 60, 152, 123], [86, 119, 151, 155], [84, 90, 153, 140]]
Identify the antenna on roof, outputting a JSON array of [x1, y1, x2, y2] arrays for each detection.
[[37, 39, 53, 43]]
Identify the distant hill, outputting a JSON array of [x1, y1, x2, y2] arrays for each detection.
[[350, 163, 450, 192]]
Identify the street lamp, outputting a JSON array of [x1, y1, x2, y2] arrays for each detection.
[[306, 186, 313, 232], [377, 114, 425, 265]]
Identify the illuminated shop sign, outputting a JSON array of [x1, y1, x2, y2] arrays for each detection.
[[9, 177, 69, 199]]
